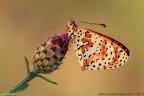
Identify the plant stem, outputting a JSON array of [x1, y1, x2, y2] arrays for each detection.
[[6, 69, 39, 93]]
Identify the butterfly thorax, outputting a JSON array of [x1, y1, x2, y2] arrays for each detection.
[[67, 25, 79, 38]]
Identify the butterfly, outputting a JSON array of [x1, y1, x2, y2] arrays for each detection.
[[65, 18, 130, 71]]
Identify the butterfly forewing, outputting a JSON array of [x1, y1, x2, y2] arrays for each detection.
[[72, 28, 130, 71]]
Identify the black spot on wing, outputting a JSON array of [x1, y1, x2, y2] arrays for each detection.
[[110, 51, 113, 55], [88, 54, 91, 57], [78, 54, 82, 56], [93, 65, 95, 67], [99, 63, 102, 66]]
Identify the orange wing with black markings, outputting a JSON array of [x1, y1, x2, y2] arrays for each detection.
[[66, 18, 130, 71]]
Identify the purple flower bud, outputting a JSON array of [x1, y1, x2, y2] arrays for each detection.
[[32, 33, 69, 74]]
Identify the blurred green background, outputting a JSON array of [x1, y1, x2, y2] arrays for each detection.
[[0, 0, 143, 96]]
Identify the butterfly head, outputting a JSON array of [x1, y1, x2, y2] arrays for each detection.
[[66, 18, 79, 39], [67, 18, 76, 28]]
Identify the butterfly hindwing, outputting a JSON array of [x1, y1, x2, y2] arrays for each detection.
[[72, 28, 130, 71]]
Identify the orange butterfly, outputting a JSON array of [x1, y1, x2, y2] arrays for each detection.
[[65, 18, 130, 71]]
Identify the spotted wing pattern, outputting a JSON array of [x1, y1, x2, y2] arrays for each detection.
[[72, 28, 130, 71]]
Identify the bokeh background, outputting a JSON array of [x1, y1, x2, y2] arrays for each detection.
[[0, 0, 143, 96]]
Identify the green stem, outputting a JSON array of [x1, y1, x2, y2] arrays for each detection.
[[1, 57, 57, 95], [6, 69, 38, 93]]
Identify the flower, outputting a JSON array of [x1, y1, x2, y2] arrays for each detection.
[[32, 33, 69, 74]]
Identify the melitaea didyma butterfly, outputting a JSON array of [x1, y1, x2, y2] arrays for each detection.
[[65, 18, 130, 71]]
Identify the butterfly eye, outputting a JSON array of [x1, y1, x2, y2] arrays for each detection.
[[67, 18, 76, 27], [69, 20, 75, 26]]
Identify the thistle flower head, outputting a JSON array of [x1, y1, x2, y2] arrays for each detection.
[[32, 33, 69, 74]]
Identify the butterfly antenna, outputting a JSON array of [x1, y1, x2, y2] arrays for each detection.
[[75, 20, 106, 28]]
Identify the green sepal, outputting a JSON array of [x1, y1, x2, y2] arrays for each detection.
[[24, 56, 30, 74], [37, 74, 58, 84]]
